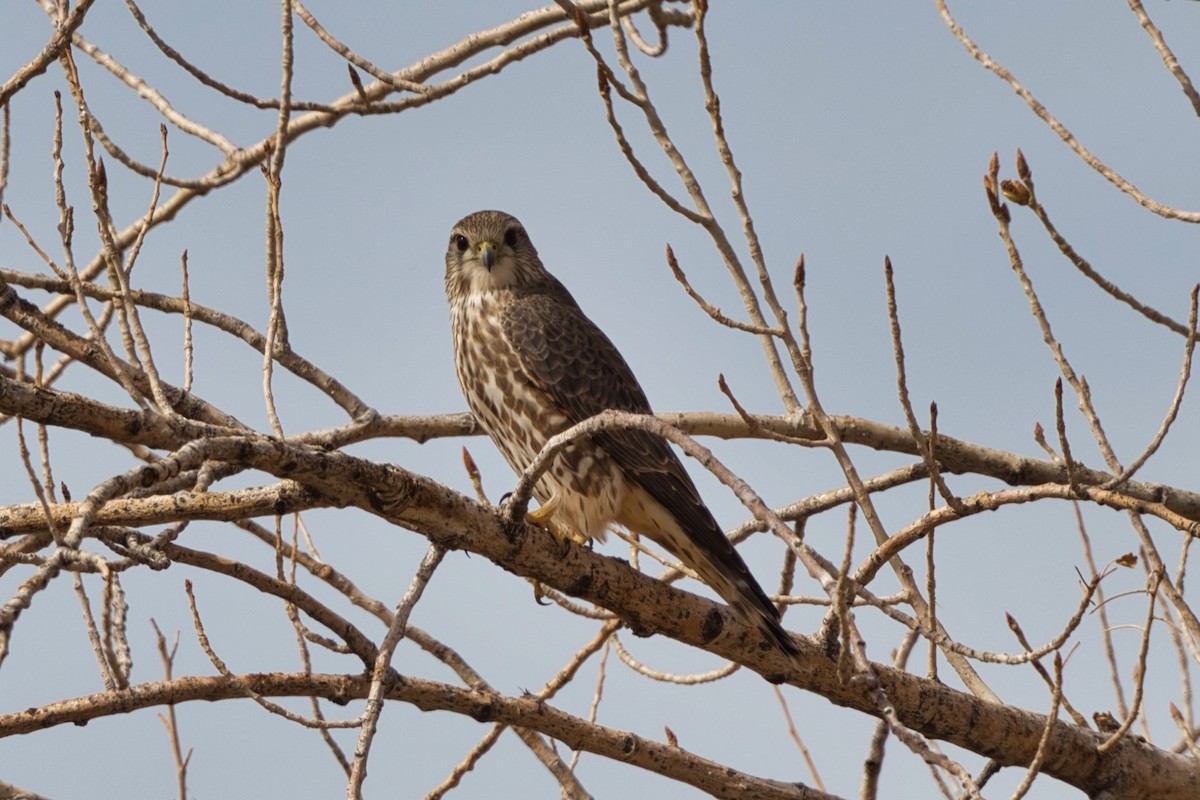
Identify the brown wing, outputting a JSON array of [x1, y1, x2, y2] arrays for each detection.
[[499, 277, 705, 514], [500, 278, 792, 652]]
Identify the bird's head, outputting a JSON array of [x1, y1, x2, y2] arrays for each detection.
[[445, 210, 545, 300]]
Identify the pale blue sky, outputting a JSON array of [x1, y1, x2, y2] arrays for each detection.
[[1, 2, 1197, 798]]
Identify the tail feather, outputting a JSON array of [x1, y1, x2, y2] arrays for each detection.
[[701, 559, 799, 657], [618, 483, 797, 657]]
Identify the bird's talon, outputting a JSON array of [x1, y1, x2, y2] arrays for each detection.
[[523, 495, 585, 553], [541, 520, 586, 555], [524, 496, 558, 528]]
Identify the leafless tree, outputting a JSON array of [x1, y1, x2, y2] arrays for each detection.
[[1, 2, 1197, 798]]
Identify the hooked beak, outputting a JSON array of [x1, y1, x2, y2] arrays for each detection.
[[477, 241, 497, 270]]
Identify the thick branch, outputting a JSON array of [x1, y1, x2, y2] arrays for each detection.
[[4, 371, 1196, 528], [0, 671, 829, 800], [0, 483, 323, 537], [109, 435, 1195, 800]]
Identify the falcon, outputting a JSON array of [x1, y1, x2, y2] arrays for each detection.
[[445, 210, 795, 655]]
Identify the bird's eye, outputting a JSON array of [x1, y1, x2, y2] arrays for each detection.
[[503, 227, 520, 248], [452, 233, 469, 252]]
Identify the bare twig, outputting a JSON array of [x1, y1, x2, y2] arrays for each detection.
[[566, 0, 801, 411], [986, 152, 1200, 664], [7, 0, 692, 366], [428, 621, 616, 800], [1007, 612, 1088, 728], [184, 579, 361, 730], [0, 0, 98, 106], [795, 255, 997, 702], [1010, 653, 1066, 799], [151, 620, 192, 800], [861, 629, 919, 800], [666, 244, 782, 335], [292, 1, 427, 95], [1101, 286, 1197, 489], [348, 544, 446, 798], [180, 251, 193, 392], [1, 267, 371, 418], [1017, 150, 1189, 337], [939, 0, 1200, 221], [0, 102, 9, 205], [774, 684, 825, 791], [1098, 572, 1161, 753], [883, 257, 963, 515], [1126, 0, 1200, 121], [612, 633, 738, 684], [1168, 703, 1200, 760]]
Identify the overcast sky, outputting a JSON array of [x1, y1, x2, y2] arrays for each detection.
[[1, 2, 1198, 798]]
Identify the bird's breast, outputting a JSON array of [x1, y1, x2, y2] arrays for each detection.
[[452, 294, 557, 468], [450, 294, 625, 540]]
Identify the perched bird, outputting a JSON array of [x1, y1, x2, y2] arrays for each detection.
[[445, 210, 796, 655]]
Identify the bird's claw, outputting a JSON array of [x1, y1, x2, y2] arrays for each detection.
[[523, 495, 585, 555]]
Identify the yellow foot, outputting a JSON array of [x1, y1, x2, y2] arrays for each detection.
[[524, 494, 560, 527], [524, 494, 587, 552]]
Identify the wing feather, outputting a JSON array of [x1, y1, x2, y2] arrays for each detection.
[[499, 280, 788, 644]]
